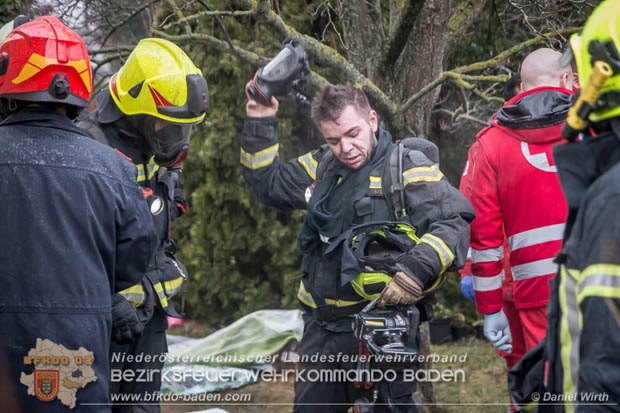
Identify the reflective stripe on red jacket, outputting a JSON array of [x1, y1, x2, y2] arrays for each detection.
[[469, 87, 572, 314]]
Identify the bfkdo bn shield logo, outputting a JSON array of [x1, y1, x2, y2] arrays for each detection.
[[34, 370, 59, 402]]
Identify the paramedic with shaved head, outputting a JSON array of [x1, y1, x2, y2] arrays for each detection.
[[467, 47, 574, 360]]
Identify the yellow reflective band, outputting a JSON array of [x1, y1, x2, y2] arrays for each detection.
[[558, 265, 579, 409], [240, 144, 279, 170], [368, 176, 383, 196], [324, 297, 366, 307], [297, 152, 318, 180], [164, 276, 185, 297], [579, 286, 620, 303], [153, 282, 169, 308], [577, 263, 620, 304], [117, 284, 146, 307], [136, 164, 146, 182], [297, 281, 317, 308], [146, 156, 159, 180], [369, 176, 382, 188], [403, 164, 444, 186], [421, 233, 455, 274]]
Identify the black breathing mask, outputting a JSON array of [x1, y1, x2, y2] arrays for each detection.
[[247, 38, 310, 106], [125, 114, 192, 167]]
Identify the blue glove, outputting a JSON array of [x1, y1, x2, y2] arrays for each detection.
[[483, 309, 512, 353], [460, 275, 475, 301]]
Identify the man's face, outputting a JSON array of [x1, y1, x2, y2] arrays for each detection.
[[320, 105, 378, 170]]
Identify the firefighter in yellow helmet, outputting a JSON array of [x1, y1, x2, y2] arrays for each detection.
[[513, 0, 620, 411], [77, 38, 209, 411]]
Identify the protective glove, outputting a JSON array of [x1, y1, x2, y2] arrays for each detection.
[[460, 275, 475, 302], [483, 309, 512, 353], [378, 271, 423, 307], [111, 293, 143, 344]]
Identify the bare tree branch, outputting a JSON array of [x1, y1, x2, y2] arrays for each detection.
[[163, 9, 253, 30], [250, 0, 398, 123], [100, 1, 159, 48], [89, 46, 135, 56], [152, 29, 260, 66], [433, 108, 488, 126], [453, 26, 578, 73], [194, 0, 242, 60], [92, 51, 130, 80], [152, 29, 329, 95], [166, 0, 191, 34], [399, 26, 579, 114], [460, 74, 509, 82]]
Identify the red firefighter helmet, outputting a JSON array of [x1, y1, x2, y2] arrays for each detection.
[[0, 16, 92, 108]]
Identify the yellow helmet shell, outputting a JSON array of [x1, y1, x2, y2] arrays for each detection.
[[109, 38, 208, 124], [570, 0, 620, 122]]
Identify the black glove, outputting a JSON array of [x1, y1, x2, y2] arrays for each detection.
[[111, 293, 143, 344]]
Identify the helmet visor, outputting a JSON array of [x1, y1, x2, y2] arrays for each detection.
[[261, 47, 296, 82]]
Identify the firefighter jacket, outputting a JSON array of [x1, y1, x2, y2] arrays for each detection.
[[469, 87, 572, 314], [241, 116, 474, 327], [0, 108, 157, 410], [541, 128, 620, 412], [77, 108, 188, 321]]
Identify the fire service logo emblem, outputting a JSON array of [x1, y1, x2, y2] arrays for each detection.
[[34, 370, 59, 402]]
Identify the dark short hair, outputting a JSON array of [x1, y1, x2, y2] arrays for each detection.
[[503, 74, 522, 102], [310, 83, 371, 128]]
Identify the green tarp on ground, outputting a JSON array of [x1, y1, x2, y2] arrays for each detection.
[[161, 309, 303, 395]]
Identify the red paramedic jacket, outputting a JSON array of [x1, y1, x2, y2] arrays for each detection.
[[459, 141, 513, 292], [469, 87, 572, 314]]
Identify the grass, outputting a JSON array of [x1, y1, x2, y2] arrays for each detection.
[[432, 336, 509, 413], [161, 333, 508, 413]]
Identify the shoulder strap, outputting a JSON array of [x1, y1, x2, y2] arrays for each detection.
[[391, 141, 408, 219], [381, 142, 406, 221], [382, 137, 440, 222]]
